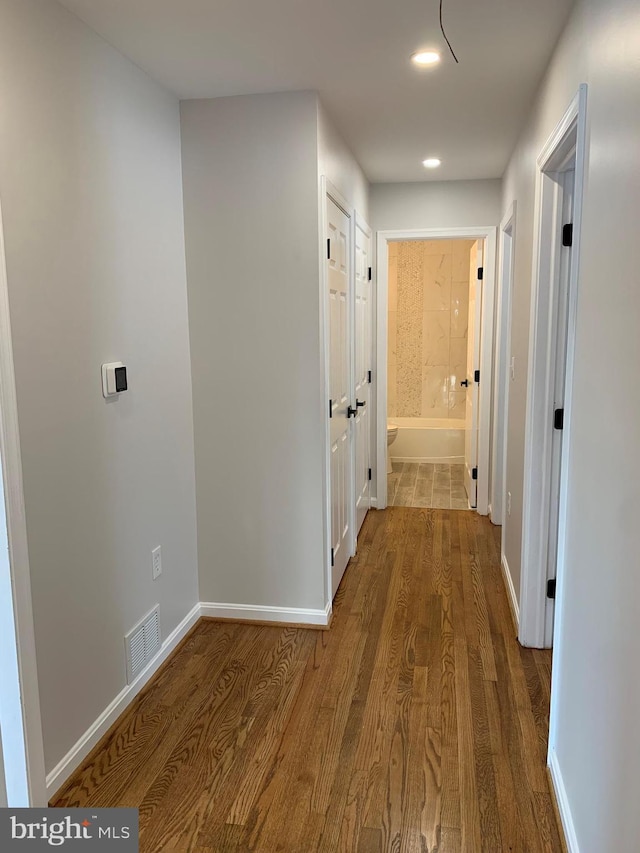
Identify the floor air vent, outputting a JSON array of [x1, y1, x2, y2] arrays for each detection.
[[125, 605, 161, 684]]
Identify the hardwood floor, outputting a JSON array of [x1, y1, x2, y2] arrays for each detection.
[[53, 508, 563, 852]]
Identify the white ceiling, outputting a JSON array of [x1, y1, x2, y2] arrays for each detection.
[[56, 0, 575, 183]]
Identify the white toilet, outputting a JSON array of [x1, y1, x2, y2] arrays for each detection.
[[387, 422, 398, 474]]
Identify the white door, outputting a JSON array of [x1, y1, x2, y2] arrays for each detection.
[[353, 219, 372, 536], [464, 241, 483, 507], [327, 197, 353, 595]]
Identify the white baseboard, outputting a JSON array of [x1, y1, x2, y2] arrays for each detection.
[[370, 497, 378, 508], [548, 748, 579, 852], [501, 553, 520, 631], [45, 602, 201, 800], [200, 601, 331, 627], [391, 455, 464, 464]]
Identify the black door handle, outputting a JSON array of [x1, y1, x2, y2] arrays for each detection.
[[347, 405, 357, 418], [460, 379, 469, 387], [356, 399, 366, 408]]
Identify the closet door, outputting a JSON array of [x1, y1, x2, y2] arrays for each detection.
[[327, 196, 353, 596], [354, 217, 372, 536]]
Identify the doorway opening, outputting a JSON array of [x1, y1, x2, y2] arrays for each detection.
[[375, 227, 497, 514]]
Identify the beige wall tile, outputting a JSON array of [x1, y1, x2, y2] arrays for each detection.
[[423, 252, 452, 310], [422, 310, 450, 366], [421, 366, 449, 417], [448, 390, 467, 419], [449, 338, 468, 388], [451, 283, 469, 338], [451, 240, 475, 282], [388, 261, 398, 311], [387, 362, 397, 417], [420, 240, 445, 255], [388, 310, 397, 365], [389, 239, 476, 421]]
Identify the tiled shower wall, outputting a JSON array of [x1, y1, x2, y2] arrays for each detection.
[[388, 239, 474, 419]]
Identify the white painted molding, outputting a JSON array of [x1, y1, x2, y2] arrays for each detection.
[[520, 84, 588, 649], [200, 601, 332, 627], [45, 602, 201, 799], [501, 554, 519, 631], [548, 749, 580, 852]]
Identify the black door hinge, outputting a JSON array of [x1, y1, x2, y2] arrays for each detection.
[[331, 548, 335, 567], [368, 467, 372, 481], [478, 266, 484, 280], [474, 369, 480, 384], [472, 467, 478, 481], [327, 238, 331, 259], [554, 408, 564, 430], [367, 370, 372, 384], [329, 399, 332, 418], [547, 578, 557, 599], [368, 266, 372, 281], [562, 224, 573, 247]]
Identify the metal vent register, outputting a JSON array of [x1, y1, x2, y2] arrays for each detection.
[[125, 605, 161, 683]]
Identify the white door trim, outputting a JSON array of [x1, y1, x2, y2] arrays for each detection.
[[519, 84, 588, 651], [375, 226, 497, 514], [492, 202, 517, 527], [354, 211, 373, 532], [0, 198, 47, 805]]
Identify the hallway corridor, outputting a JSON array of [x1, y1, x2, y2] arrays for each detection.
[[53, 509, 563, 852]]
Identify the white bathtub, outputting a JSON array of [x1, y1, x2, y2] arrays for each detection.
[[390, 417, 465, 464]]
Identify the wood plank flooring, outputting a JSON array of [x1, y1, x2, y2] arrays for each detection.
[[53, 508, 563, 852]]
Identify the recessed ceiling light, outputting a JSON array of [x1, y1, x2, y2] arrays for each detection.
[[411, 50, 441, 67], [422, 158, 442, 168]]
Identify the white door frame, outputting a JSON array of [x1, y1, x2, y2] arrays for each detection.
[[519, 85, 588, 649], [375, 226, 497, 514], [354, 211, 373, 532], [0, 199, 47, 805], [491, 202, 517, 526]]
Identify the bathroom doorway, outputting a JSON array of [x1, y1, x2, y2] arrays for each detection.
[[375, 227, 497, 513]]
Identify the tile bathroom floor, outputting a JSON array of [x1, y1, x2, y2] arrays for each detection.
[[387, 461, 470, 509]]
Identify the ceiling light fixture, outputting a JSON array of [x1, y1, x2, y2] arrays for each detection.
[[422, 158, 442, 168], [411, 50, 441, 67]]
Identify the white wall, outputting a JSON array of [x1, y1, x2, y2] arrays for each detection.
[[501, 0, 640, 848], [371, 179, 502, 232], [181, 91, 327, 612], [0, 0, 198, 776], [317, 101, 369, 218]]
